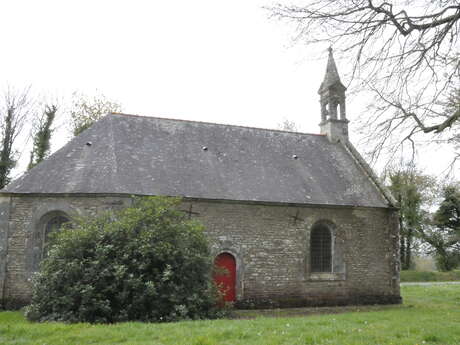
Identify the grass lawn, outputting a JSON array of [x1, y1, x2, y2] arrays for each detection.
[[400, 270, 460, 282], [1, 284, 460, 345]]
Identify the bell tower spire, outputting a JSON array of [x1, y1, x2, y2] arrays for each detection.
[[318, 47, 349, 143]]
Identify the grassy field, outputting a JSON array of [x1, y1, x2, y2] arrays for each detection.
[[1, 284, 460, 345], [400, 269, 460, 282]]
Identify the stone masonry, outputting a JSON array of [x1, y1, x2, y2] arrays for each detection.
[[0, 195, 400, 307]]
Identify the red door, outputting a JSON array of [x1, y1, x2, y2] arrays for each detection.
[[214, 253, 236, 302]]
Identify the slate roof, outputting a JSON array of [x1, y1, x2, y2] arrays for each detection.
[[2, 113, 390, 208]]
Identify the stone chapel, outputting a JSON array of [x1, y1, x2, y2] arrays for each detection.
[[0, 49, 401, 308]]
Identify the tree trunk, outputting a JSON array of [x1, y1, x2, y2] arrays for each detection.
[[406, 228, 413, 270], [399, 211, 407, 269]]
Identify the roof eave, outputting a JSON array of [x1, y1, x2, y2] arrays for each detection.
[[0, 191, 396, 210]]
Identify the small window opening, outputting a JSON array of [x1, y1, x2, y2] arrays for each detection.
[[42, 215, 70, 258], [310, 224, 332, 272]]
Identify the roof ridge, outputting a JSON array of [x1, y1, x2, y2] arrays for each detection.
[[108, 112, 326, 138]]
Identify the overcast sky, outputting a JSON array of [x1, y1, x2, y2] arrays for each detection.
[[1, 0, 456, 178]]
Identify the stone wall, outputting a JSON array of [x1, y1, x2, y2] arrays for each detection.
[[0, 195, 132, 307], [0, 195, 401, 308], [195, 200, 400, 307]]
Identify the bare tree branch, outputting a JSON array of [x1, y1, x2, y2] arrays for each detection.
[[271, 1, 460, 169]]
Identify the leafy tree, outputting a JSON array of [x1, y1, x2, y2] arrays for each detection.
[[387, 168, 460, 270], [387, 168, 435, 270], [70, 91, 121, 136], [272, 1, 460, 162], [25, 197, 221, 323], [28, 105, 57, 170], [434, 184, 460, 233], [421, 184, 460, 271], [0, 87, 32, 188]]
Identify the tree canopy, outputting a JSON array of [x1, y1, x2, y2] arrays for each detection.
[[387, 167, 436, 269], [421, 184, 460, 270], [28, 105, 57, 170], [70, 91, 121, 136], [273, 1, 460, 164]]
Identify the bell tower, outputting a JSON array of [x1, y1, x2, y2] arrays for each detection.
[[318, 47, 349, 143]]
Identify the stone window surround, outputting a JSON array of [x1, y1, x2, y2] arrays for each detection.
[[41, 212, 71, 259], [310, 224, 332, 273], [25, 203, 78, 274], [306, 219, 346, 281]]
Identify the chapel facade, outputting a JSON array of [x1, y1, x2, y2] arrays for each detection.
[[0, 50, 401, 308]]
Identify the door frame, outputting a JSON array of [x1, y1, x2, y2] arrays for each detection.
[[212, 246, 244, 301]]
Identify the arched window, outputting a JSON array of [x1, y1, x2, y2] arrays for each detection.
[[41, 213, 70, 258], [310, 224, 332, 273]]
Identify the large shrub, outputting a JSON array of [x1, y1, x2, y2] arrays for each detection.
[[25, 196, 220, 323]]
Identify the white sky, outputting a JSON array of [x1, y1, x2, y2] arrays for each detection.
[[0, 0, 457, 179]]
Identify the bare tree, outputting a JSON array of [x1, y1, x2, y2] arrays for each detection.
[[277, 118, 300, 132], [0, 87, 33, 188], [272, 1, 460, 164], [441, 85, 460, 168]]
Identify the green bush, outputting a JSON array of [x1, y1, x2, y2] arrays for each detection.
[[435, 252, 460, 272], [25, 197, 221, 323]]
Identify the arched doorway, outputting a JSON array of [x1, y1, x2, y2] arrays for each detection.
[[214, 252, 236, 303]]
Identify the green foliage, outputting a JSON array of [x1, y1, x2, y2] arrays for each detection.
[[434, 185, 460, 234], [385, 168, 460, 271], [28, 105, 57, 170], [435, 252, 460, 272], [400, 270, 460, 282], [3, 285, 460, 344], [25, 196, 220, 323], [428, 184, 460, 271], [70, 91, 121, 136], [387, 168, 435, 270]]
